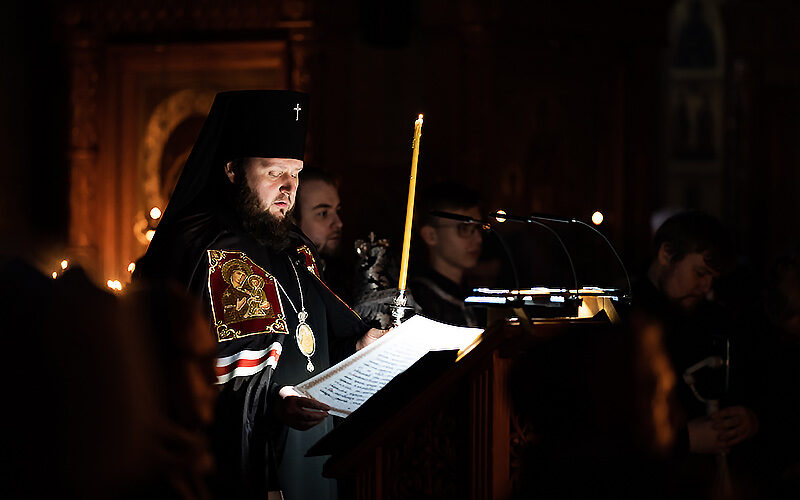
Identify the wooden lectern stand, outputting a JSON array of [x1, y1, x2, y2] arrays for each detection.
[[308, 314, 614, 499]]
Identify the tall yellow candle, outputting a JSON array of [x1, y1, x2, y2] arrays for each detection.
[[398, 114, 423, 292]]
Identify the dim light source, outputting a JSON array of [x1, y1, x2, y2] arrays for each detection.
[[592, 211, 604, 225]]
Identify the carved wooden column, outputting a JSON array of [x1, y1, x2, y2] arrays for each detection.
[[64, 20, 100, 276]]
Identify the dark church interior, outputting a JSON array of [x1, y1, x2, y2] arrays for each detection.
[[2, 1, 799, 498]]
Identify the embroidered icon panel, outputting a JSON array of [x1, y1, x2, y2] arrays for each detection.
[[296, 244, 321, 278], [207, 250, 288, 342]]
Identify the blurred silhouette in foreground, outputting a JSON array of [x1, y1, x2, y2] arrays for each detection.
[[1, 257, 216, 499], [758, 252, 800, 499]]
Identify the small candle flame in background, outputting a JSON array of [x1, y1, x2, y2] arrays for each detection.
[[106, 279, 123, 291]]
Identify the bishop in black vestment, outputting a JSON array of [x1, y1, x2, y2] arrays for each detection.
[[135, 90, 385, 499]]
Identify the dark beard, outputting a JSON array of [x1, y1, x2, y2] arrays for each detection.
[[233, 178, 294, 251]]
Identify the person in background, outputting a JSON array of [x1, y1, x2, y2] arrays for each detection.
[[632, 210, 759, 498], [294, 167, 343, 261], [409, 181, 484, 327], [293, 167, 354, 304]]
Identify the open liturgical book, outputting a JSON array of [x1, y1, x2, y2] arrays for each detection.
[[294, 315, 483, 418]]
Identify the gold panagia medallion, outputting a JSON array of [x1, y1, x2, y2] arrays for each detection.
[[296, 322, 316, 372], [296, 323, 315, 356]]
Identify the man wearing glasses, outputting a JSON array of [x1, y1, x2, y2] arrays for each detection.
[[409, 182, 484, 327]]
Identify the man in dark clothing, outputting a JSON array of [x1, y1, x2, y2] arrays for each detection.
[[294, 167, 343, 261], [408, 182, 484, 327], [293, 167, 354, 305], [135, 91, 384, 499], [631, 211, 759, 497]]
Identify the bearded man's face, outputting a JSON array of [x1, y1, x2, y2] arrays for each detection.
[[229, 157, 303, 250], [237, 157, 303, 219]]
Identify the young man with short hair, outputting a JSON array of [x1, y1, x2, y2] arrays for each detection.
[[294, 168, 343, 259], [409, 181, 484, 327]]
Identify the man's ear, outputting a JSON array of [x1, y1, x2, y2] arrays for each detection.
[[657, 243, 672, 267], [420, 225, 438, 247], [224, 161, 237, 184]]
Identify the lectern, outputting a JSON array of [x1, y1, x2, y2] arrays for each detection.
[[308, 295, 622, 499]]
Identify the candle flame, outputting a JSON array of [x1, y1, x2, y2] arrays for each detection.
[[106, 279, 123, 291], [60, 259, 69, 270], [128, 262, 136, 273], [592, 211, 604, 225], [52, 272, 58, 279], [149, 206, 162, 220]]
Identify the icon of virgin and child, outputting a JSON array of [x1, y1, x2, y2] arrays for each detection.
[[220, 258, 275, 324]]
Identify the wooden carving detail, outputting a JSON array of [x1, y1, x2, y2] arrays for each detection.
[[66, 29, 99, 253], [509, 407, 539, 489], [60, 0, 309, 35], [68, 48, 98, 151], [281, 0, 310, 21], [289, 31, 311, 92]]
